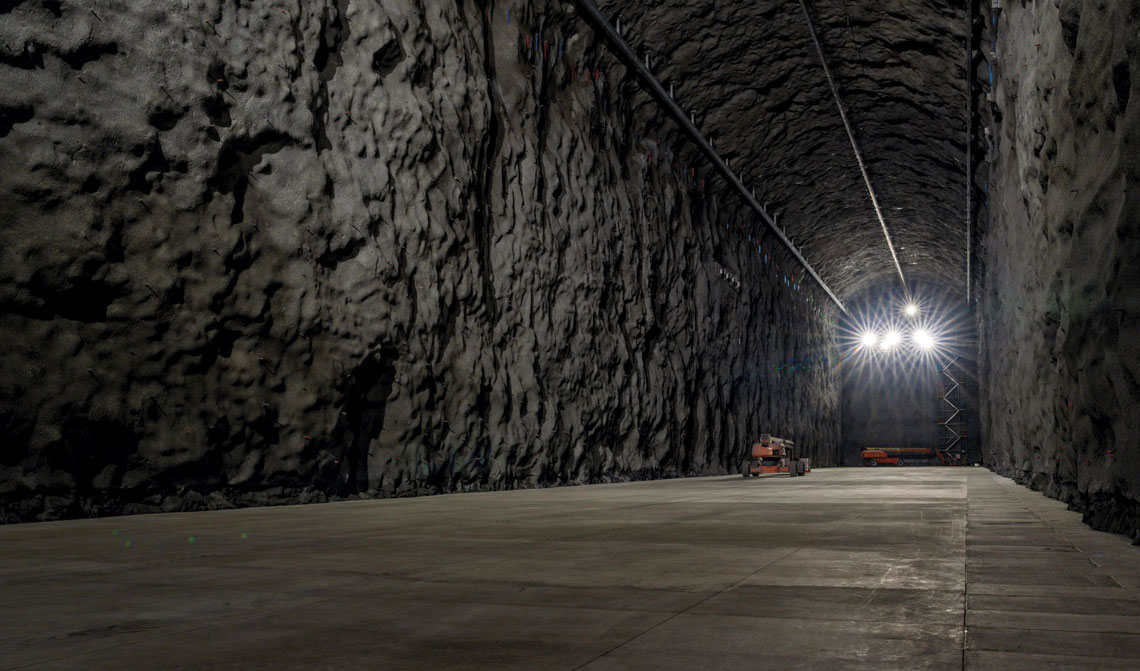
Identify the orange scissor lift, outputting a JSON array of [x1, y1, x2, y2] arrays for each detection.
[[742, 434, 807, 477]]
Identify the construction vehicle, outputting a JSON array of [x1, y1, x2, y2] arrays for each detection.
[[743, 434, 807, 477], [860, 446, 961, 466]]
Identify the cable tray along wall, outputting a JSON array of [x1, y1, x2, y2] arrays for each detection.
[[568, 0, 849, 316]]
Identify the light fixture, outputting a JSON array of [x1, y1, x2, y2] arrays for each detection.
[[904, 303, 918, 317], [861, 332, 878, 348], [881, 331, 901, 350], [914, 329, 934, 350]]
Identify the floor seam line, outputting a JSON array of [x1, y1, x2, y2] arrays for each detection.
[[962, 472, 969, 671], [569, 482, 929, 670]]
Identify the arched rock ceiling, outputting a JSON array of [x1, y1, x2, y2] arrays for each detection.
[[596, 0, 969, 301]]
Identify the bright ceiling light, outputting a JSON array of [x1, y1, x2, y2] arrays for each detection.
[[904, 304, 918, 317], [881, 331, 901, 350], [861, 332, 878, 348], [914, 329, 934, 350]]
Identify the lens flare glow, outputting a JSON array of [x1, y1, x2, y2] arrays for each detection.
[[881, 331, 901, 350], [904, 304, 918, 316], [914, 330, 935, 350], [861, 332, 878, 348]]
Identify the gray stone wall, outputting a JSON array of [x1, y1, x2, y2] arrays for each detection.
[[977, 0, 1140, 538], [0, 0, 840, 521]]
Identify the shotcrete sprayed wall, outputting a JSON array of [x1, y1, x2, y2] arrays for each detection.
[[0, 0, 840, 522], [977, 0, 1140, 539]]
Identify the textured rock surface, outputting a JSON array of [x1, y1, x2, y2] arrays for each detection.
[[976, 0, 1140, 539], [596, 0, 970, 298], [0, 0, 841, 521]]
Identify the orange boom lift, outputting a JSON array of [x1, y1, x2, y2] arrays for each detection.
[[860, 446, 961, 466]]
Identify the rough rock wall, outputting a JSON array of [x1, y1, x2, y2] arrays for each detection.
[[0, 0, 840, 522], [977, 0, 1140, 539], [596, 0, 969, 299]]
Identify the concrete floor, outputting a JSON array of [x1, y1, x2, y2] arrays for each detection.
[[2, 469, 1139, 670]]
